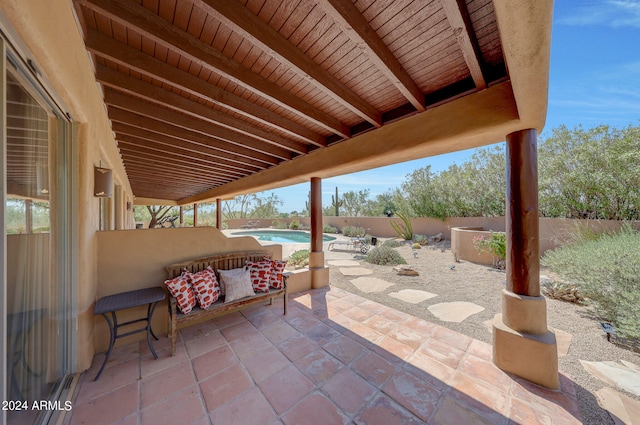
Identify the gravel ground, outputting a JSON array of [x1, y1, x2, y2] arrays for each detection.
[[325, 239, 640, 425]]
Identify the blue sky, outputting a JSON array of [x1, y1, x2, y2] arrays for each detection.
[[267, 1, 640, 213]]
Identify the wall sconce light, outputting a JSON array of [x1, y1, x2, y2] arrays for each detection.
[[94, 166, 113, 198], [126, 201, 132, 211]]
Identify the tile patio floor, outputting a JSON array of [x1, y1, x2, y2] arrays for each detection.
[[65, 287, 582, 425]]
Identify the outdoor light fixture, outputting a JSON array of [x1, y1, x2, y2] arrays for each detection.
[[94, 166, 113, 198]]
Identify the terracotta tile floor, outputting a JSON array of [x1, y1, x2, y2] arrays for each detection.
[[65, 287, 582, 425]]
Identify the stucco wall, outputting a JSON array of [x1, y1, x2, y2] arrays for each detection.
[[94, 227, 285, 353]]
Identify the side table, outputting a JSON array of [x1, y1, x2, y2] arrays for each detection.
[[93, 286, 166, 380]]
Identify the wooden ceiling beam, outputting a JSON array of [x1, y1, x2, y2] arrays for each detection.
[[113, 127, 262, 174], [79, 0, 349, 139], [117, 142, 248, 178], [440, 0, 486, 90], [119, 154, 235, 182], [123, 167, 225, 186], [84, 29, 316, 148], [108, 107, 279, 166], [104, 89, 292, 161], [96, 65, 325, 149], [316, 0, 425, 112], [198, 0, 382, 128]]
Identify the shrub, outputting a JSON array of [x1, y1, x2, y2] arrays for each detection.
[[289, 220, 300, 230], [323, 224, 338, 233], [413, 234, 428, 245], [541, 225, 640, 339], [382, 239, 403, 248], [288, 249, 309, 267], [272, 220, 287, 229], [365, 246, 407, 266], [390, 211, 413, 240], [412, 243, 421, 249], [343, 226, 365, 237], [473, 232, 506, 269]]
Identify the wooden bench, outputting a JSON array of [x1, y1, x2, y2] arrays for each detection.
[[165, 250, 287, 356]]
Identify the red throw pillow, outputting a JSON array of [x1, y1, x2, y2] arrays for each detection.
[[264, 257, 286, 290], [189, 266, 221, 309], [246, 260, 272, 293], [164, 273, 196, 314]]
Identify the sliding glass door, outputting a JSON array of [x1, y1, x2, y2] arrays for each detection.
[[2, 38, 73, 425]]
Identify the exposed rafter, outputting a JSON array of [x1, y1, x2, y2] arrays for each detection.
[[440, 0, 487, 90], [197, 0, 383, 128], [316, 0, 425, 112]]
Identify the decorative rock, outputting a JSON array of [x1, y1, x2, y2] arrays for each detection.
[[431, 233, 443, 242], [392, 265, 419, 276]]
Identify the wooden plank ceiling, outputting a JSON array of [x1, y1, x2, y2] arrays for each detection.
[[72, 0, 506, 202]]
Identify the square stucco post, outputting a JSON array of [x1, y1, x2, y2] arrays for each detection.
[[493, 129, 559, 390], [309, 177, 329, 288]]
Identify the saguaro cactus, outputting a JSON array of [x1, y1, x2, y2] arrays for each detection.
[[331, 187, 343, 216]]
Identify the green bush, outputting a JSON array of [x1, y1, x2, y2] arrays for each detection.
[[323, 224, 339, 233], [289, 220, 300, 230], [413, 234, 428, 245], [473, 232, 506, 269], [272, 220, 287, 229], [343, 226, 365, 237], [365, 246, 407, 266], [382, 239, 403, 248], [541, 225, 640, 339], [288, 249, 309, 267]]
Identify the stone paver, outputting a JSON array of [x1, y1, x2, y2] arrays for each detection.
[[428, 301, 484, 323], [340, 267, 373, 276], [350, 277, 394, 293], [388, 289, 437, 304], [581, 360, 640, 397], [596, 387, 640, 425], [328, 260, 361, 267]]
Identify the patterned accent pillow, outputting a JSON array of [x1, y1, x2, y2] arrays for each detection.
[[264, 257, 286, 290], [247, 260, 272, 293], [219, 268, 255, 303], [189, 266, 221, 309], [164, 273, 196, 314]]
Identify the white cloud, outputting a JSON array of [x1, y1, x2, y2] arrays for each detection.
[[557, 0, 640, 28]]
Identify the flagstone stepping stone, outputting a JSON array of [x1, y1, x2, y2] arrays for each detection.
[[581, 360, 640, 397], [428, 302, 484, 323], [481, 321, 573, 357], [328, 260, 361, 267], [388, 289, 437, 304], [350, 277, 394, 293], [596, 387, 640, 425], [340, 267, 373, 276]]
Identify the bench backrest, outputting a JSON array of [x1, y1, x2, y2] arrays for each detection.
[[165, 250, 269, 279]]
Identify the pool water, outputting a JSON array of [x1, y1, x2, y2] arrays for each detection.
[[232, 230, 336, 243]]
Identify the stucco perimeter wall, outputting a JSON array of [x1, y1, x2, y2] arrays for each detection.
[[227, 216, 506, 239], [452, 218, 640, 266], [93, 227, 293, 355]]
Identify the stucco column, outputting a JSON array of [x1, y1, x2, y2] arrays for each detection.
[[309, 177, 329, 288], [216, 198, 222, 230], [493, 129, 559, 389]]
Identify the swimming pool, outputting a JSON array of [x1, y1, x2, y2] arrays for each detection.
[[231, 230, 336, 243]]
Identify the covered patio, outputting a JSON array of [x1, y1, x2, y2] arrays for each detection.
[[66, 287, 581, 425], [0, 0, 567, 423]]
